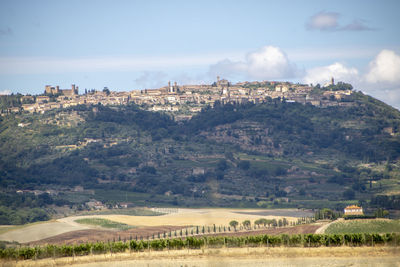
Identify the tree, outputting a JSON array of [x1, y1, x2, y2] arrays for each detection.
[[343, 189, 355, 200], [254, 218, 269, 226], [238, 160, 250, 170], [103, 87, 110, 95], [242, 220, 251, 229], [217, 159, 228, 171], [374, 208, 389, 218], [229, 220, 238, 231]]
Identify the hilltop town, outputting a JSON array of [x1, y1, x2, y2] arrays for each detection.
[[5, 77, 355, 119]]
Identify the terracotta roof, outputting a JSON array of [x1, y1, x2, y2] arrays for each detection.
[[345, 205, 361, 209]]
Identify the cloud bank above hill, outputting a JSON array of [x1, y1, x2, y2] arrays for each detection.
[[209, 46, 297, 81], [303, 63, 359, 86], [365, 50, 400, 84]]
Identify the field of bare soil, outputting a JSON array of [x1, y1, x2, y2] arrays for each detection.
[[29, 226, 184, 246], [3, 247, 399, 267]]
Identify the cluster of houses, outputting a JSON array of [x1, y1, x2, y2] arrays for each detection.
[[3, 77, 355, 116]]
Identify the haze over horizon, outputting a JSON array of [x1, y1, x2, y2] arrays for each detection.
[[0, 0, 399, 109]]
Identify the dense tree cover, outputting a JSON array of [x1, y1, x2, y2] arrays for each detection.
[[370, 195, 400, 210], [0, 191, 70, 224], [314, 208, 342, 220], [0, 94, 22, 110], [325, 82, 353, 91], [184, 98, 400, 161], [0, 206, 49, 225]]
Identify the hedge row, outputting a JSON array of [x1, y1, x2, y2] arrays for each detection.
[[1, 233, 399, 260]]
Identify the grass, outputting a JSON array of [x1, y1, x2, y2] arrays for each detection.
[[325, 219, 400, 234], [74, 218, 135, 230]]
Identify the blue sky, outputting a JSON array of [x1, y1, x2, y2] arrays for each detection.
[[0, 0, 400, 108]]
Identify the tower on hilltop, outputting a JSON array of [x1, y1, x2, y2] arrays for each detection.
[[167, 81, 179, 93]]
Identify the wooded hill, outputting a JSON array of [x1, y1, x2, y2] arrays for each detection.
[[1, 90, 400, 224]]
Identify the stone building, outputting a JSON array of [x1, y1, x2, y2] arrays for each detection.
[[45, 84, 79, 96]]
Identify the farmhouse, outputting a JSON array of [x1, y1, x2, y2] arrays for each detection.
[[344, 205, 363, 215]]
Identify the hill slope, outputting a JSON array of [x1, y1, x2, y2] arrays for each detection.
[[0, 91, 400, 223]]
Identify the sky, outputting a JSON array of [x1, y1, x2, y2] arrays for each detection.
[[0, 0, 400, 108]]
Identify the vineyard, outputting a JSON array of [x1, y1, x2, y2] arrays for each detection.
[[325, 219, 400, 234], [1, 233, 399, 261]]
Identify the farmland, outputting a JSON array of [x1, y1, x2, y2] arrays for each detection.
[[1, 234, 400, 266], [325, 219, 400, 234], [0, 208, 312, 244], [1, 209, 400, 266], [74, 218, 135, 231]]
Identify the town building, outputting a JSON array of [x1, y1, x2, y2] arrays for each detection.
[[45, 84, 79, 96], [3, 76, 358, 116]]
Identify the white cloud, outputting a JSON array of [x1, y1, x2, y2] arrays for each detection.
[[306, 11, 373, 32], [209, 46, 297, 80], [365, 50, 400, 84], [306, 11, 339, 31], [303, 62, 359, 86], [0, 90, 11, 95], [361, 49, 400, 110]]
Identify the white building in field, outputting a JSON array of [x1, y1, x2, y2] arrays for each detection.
[[344, 205, 363, 215]]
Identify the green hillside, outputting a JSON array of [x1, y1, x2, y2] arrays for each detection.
[[1, 91, 400, 224]]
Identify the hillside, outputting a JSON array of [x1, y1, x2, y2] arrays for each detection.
[[1, 91, 400, 224]]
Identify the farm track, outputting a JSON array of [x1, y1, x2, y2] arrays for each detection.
[[315, 219, 341, 234]]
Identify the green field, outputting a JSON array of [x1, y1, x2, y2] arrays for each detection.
[[74, 218, 135, 230], [325, 219, 400, 234]]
